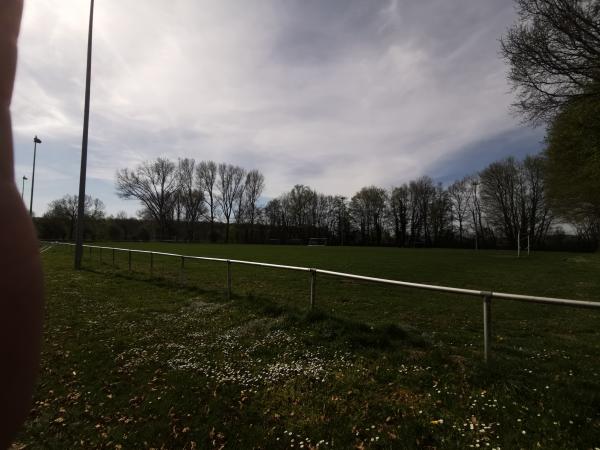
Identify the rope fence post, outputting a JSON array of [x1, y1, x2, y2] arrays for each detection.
[[310, 269, 316, 310], [483, 294, 492, 363], [226, 260, 232, 300]]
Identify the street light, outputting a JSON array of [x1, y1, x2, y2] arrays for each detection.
[[21, 175, 28, 200], [471, 180, 479, 250], [74, 0, 95, 269], [29, 135, 42, 216]]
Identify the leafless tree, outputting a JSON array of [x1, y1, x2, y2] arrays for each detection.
[[447, 177, 473, 243], [406, 177, 435, 245], [429, 183, 451, 245], [350, 186, 388, 245], [288, 185, 317, 228], [501, 0, 600, 123], [389, 185, 409, 246], [243, 169, 265, 239], [522, 155, 554, 244], [216, 163, 246, 243], [479, 156, 553, 247], [177, 158, 206, 240], [265, 198, 283, 228], [196, 160, 218, 239], [45, 194, 104, 240], [116, 158, 178, 238]]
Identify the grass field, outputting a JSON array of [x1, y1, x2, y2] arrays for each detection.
[[15, 243, 600, 449]]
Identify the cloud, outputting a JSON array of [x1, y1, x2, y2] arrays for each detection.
[[11, 0, 538, 215]]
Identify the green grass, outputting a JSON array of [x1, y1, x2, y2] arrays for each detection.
[[15, 243, 600, 449]]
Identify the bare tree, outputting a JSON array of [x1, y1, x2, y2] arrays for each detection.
[[243, 169, 265, 239], [479, 156, 553, 247], [288, 185, 317, 229], [501, 0, 600, 123], [334, 196, 349, 245], [196, 160, 218, 240], [389, 185, 409, 246], [429, 183, 451, 245], [265, 198, 283, 228], [350, 186, 388, 245], [116, 158, 178, 238], [216, 163, 246, 243], [45, 194, 104, 240], [233, 182, 247, 226], [522, 155, 554, 245], [448, 177, 473, 243], [178, 158, 206, 241], [406, 177, 435, 245]]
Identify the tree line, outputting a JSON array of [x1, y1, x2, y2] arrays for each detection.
[[35, 153, 595, 251], [262, 154, 561, 249]]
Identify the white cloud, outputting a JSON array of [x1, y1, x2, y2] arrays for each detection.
[[11, 0, 541, 215]]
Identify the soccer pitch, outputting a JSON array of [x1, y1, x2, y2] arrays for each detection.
[[17, 243, 600, 448]]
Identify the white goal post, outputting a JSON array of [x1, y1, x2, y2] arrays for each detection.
[[308, 237, 327, 246], [517, 231, 530, 257]]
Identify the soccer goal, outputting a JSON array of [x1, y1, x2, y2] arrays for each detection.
[[308, 237, 327, 246], [517, 231, 530, 257]]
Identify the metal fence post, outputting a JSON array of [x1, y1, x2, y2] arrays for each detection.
[[483, 295, 492, 363], [226, 260, 232, 300], [128, 250, 132, 272], [310, 269, 316, 310], [180, 256, 185, 285], [150, 252, 154, 278]]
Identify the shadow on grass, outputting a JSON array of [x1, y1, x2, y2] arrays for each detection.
[[242, 292, 431, 352], [82, 264, 229, 299], [83, 263, 431, 353]]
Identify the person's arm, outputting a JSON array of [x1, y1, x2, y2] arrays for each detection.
[[0, 1, 44, 448]]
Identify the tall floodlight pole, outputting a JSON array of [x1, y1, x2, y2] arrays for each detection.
[[29, 136, 42, 215], [472, 180, 479, 250], [74, 0, 95, 269], [21, 176, 28, 200]]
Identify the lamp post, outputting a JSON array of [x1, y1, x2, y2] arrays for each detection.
[[29, 136, 42, 215], [339, 196, 346, 246], [74, 0, 95, 269], [21, 175, 28, 200], [471, 180, 479, 250]]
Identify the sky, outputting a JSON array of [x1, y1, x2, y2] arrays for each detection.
[[11, 0, 545, 217]]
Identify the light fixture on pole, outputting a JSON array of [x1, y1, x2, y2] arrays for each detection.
[[74, 0, 95, 268], [21, 175, 28, 200], [29, 135, 42, 216]]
